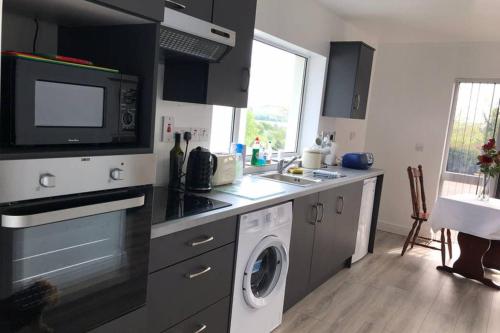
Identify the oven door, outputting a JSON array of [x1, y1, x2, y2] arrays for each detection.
[[10, 57, 122, 146], [0, 186, 152, 333]]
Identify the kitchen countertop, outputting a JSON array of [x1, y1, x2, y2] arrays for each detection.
[[151, 167, 384, 239]]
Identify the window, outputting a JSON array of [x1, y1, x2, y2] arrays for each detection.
[[210, 40, 308, 154], [440, 81, 500, 196]]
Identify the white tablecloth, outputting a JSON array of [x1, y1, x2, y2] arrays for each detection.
[[430, 194, 500, 240]]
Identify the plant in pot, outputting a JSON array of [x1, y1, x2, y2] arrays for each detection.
[[477, 138, 500, 200]]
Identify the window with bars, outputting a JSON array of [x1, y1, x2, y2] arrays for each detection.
[[440, 81, 500, 196]]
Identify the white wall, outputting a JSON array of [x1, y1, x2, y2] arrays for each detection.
[[366, 42, 500, 235], [154, 0, 377, 185], [256, 0, 377, 154]]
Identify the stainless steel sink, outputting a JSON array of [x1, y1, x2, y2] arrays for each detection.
[[258, 173, 322, 187]]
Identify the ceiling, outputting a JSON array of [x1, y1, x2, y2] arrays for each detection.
[[318, 0, 500, 43]]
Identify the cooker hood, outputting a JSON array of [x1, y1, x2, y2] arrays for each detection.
[[160, 7, 236, 62]]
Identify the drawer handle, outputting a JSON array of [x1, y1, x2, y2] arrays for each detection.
[[194, 324, 207, 333], [189, 236, 215, 247], [186, 266, 212, 279]]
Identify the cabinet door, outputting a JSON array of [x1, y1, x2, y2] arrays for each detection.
[[322, 42, 375, 119], [94, 0, 164, 21], [352, 44, 374, 119], [164, 0, 214, 21], [332, 182, 364, 263], [207, 0, 257, 107], [284, 193, 318, 311], [309, 188, 339, 289]]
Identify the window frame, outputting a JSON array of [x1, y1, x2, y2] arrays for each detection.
[[439, 78, 500, 196], [227, 37, 310, 156]]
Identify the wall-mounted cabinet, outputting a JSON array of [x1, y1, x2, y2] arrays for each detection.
[[95, 0, 164, 21], [162, 0, 257, 108], [322, 42, 375, 120], [164, 0, 214, 21]]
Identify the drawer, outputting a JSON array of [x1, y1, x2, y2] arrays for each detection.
[[164, 0, 214, 21], [147, 243, 235, 332], [163, 297, 230, 333], [149, 216, 237, 272]]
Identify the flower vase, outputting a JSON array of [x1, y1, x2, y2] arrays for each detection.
[[477, 173, 490, 201]]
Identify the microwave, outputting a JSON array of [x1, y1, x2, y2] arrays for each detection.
[[1, 55, 139, 146]]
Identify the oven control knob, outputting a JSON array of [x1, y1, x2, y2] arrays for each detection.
[[110, 168, 124, 181], [40, 174, 56, 188]]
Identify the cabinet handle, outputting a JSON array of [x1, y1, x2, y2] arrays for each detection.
[[189, 236, 215, 247], [317, 203, 324, 222], [241, 68, 251, 92], [336, 196, 344, 214], [194, 324, 207, 333], [186, 266, 212, 279], [165, 0, 186, 10], [310, 204, 319, 224], [353, 93, 361, 111]]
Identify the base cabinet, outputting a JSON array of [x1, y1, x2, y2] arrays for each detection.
[[163, 297, 230, 333], [284, 182, 364, 310]]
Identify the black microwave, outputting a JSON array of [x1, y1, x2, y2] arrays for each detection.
[[1, 55, 139, 146]]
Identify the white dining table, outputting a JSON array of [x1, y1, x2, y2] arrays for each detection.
[[429, 194, 500, 289]]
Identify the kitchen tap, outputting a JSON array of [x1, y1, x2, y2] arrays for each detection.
[[277, 156, 300, 174]]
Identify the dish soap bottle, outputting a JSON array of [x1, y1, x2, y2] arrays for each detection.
[[251, 137, 261, 166], [169, 132, 184, 190]]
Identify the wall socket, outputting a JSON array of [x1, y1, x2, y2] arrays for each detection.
[[160, 115, 175, 143]]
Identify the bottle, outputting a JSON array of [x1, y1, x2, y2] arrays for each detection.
[[169, 132, 184, 190], [235, 143, 244, 181], [251, 137, 261, 166], [325, 132, 337, 166], [266, 141, 273, 164]]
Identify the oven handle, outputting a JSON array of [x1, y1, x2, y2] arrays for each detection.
[[1, 195, 145, 228]]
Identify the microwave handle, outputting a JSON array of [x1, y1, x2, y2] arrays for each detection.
[[1, 195, 145, 229]]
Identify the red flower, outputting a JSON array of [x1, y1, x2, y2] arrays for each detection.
[[478, 154, 493, 165], [483, 138, 496, 151]]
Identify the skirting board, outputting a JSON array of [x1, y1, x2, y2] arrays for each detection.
[[377, 219, 434, 239]]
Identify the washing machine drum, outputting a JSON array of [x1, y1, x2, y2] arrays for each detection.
[[243, 235, 289, 309]]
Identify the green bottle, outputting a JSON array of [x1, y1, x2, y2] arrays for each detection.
[[251, 137, 261, 166], [169, 133, 184, 190]]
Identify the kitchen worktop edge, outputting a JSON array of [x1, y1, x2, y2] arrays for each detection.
[[151, 167, 384, 239]]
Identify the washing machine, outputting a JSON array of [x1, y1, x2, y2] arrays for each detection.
[[230, 202, 293, 333]]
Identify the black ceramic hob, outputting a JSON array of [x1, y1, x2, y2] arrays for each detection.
[[152, 187, 232, 224]]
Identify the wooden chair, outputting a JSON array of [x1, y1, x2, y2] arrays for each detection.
[[401, 165, 452, 266]]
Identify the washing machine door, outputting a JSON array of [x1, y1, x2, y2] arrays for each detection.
[[243, 235, 289, 309]]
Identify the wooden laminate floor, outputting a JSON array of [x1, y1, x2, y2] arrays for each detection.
[[275, 231, 500, 333]]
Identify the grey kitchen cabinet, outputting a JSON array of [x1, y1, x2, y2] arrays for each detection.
[[163, 297, 230, 333], [309, 182, 363, 290], [162, 0, 257, 108], [283, 193, 317, 311], [206, 0, 257, 107], [94, 0, 164, 21], [149, 216, 237, 272], [322, 42, 375, 119], [164, 0, 214, 21], [147, 243, 235, 332], [284, 181, 364, 310]]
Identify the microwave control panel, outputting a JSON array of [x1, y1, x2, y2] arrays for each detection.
[[119, 81, 138, 134]]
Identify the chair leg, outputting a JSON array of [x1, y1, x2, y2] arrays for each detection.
[[411, 220, 423, 249], [401, 220, 418, 256], [441, 228, 446, 266], [447, 228, 453, 259]]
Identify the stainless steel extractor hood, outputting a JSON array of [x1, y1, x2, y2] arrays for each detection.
[[160, 6, 236, 62]]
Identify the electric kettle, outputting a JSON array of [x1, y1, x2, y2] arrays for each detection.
[[185, 147, 218, 192]]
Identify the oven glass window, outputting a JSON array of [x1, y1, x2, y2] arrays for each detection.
[[34, 80, 104, 128]]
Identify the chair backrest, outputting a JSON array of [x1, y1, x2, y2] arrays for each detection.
[[407, 165, 427, 216]]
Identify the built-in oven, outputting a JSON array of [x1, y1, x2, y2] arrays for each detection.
[[1, 53, 138, 146], [0, 186, 152, 333], [0, 154, 156, 333]]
